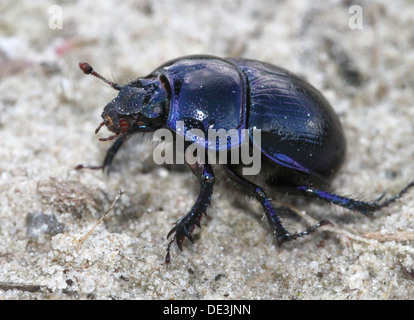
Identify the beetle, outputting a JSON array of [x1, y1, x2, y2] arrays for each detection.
[[76, 55, 414, 263]]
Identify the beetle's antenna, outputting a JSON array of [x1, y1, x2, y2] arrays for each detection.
[[79, 62, 122, 91]]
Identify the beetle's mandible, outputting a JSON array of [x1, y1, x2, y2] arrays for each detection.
[[76, 55, 414, 263]]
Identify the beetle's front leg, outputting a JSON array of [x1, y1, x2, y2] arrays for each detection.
[[75, 136, 125, 175], [165, 162, 215, 263]]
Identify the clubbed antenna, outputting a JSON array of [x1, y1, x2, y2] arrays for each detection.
[[78, 62, 122, 91]]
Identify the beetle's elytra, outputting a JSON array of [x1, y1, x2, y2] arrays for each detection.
[[76, 55, 414, 263]]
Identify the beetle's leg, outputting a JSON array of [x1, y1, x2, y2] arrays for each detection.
[[75, 136, 124, 175], [101, 136, 125, 174], [278, 181, 414, 215], [224, 166, 330, 244], [165, 162, 215, 263]]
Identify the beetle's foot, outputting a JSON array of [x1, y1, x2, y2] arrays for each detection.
[[345, 189, 410, 216], [276, 220, 333, 245], [76, 137, 124, 175], [75, 163, 113, 176], [75, 163, 105, 171], [373, 181, 414, 210], [165, 207, 207, 264]]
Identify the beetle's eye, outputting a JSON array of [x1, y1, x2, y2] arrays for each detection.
[[119, 118, 129, 132]]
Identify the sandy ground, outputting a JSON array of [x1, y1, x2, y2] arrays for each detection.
[[1, 0, 414, 300]]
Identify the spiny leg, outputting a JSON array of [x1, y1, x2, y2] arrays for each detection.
[[224, 165, 330, 244], [165, 162, 215, 263], [277, 181, 414, 215], [75, 135, 125, 175]]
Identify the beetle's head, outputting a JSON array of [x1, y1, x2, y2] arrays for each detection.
[[79, 62, 167, 141]]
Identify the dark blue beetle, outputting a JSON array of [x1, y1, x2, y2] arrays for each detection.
[[77, 55, 414, 263]]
